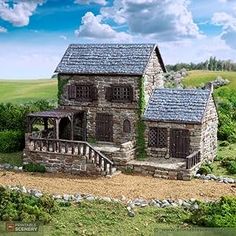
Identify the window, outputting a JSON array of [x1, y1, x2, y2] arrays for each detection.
[[67, 84, 97, 101], [148, 127, 168, 148], [113, 86, 131, 100], [105, 85, 133, 102], [76, 85, 92, 100], [123, 119, 131, 133]]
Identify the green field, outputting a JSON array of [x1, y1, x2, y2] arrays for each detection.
[[182, 70, 236, 89], [0, 79, 57, 104]]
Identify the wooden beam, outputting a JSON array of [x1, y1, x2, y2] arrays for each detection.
[[55, 119, 61, 140]]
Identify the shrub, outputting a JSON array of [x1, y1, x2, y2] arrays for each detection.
[[227, 161, 236, 174], [0, 130, 24, 153], [197, 163, 213, 175], [219, 141, 230, 147], [0, 186, 58, 224], [188, 196, 236, 227], [23, 163, 46, 173]]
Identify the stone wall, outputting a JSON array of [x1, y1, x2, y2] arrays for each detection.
[[23, 149, 103, 175], [144, 121, 202, 159], [59, 74, 140, 145], [200, 95, 218, 161], [143, 52, 164, 104]]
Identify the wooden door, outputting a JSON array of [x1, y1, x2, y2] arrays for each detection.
[[96, 113, 113, 142], [170, 129, 190, 158]]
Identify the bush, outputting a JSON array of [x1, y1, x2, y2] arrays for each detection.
[[227, 161, 236, 174], [197, 163, 213, 175], [23, 163, 46, 173], [0, 130, 24, 153], [0, 186, 58, 224], [188, 196, 236, 227]]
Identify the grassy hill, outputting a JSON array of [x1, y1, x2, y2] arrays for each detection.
[[182, 70, 236, 89], [0, 79, 57, 104]]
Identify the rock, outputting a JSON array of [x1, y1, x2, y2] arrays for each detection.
[[128, 210, 135, 217], [2, 163, 12, 170], [75, 196, 83, 203], [207, 174, 217, 180], [120, 195, 126, 202], [154, 203, 161, 208], [53, 195, 62, 200], [86, 196, 95, 201], [149, 200, 156, 206], [18, 166, 23, 171], [190, 198, 196, 203], [127, 206, 132, 211], [100, 197, 112, 202], [63, 194, 73, 201], [35, 192, 43, 198], [161, 202, 170, 208], [182, 201, 191, 208], [178, 199, 184, 206], [13, 166, 19, 171], [171, 203, 178, 207], [195, 173, 201, 178], [192, 203, 199, 210], [21, 186, 27, 193]]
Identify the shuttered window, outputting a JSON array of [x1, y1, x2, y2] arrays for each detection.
[[67, 84, 98, 101], [148, 127, 168, 148], [105, 85, 133, 102]]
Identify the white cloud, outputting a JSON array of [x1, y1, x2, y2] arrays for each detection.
[[75, 12, 132, 42], [74, 0, 107, 5], [59, 35, 67, 40], [0, 25, 7, 32], [0, 0, 45, 27], [100, 0, 202, 41], [212, 12, 236, 49]]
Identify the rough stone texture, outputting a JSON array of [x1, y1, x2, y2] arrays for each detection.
[[59, 48, 164, 147], [200, 96, 218, 162], [145, 94, 218, 160], [144, 122, 202, 159], [143, 52, 164, 104], [23, 149, 103, 176]]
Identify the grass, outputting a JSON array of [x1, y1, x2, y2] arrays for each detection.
[[43, 201, 191, 236], [211, 143, 236, 178], [182, 70, 236, 89], [0, 152, 23, 166], [0, 79, 57, 104]]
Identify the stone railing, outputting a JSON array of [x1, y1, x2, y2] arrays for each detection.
[[28, 137, 114, 175], [186, 151, 201, 169]]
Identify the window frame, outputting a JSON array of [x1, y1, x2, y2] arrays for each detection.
[[148, 127, 168, 148], [75, 84, 93, 101]]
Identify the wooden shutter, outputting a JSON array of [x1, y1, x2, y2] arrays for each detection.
[[129, 86, 134, 101], [68, 84, 76, 100], [91, 86, 98, 101], [105, 86, 112, 101]]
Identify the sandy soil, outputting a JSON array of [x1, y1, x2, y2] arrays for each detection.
[[0, 171, 235, 200]]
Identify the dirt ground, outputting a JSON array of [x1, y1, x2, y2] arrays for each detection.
[[0, 171, 235, 200]]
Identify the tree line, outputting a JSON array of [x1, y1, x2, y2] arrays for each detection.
[[166, 57, 236, 72]]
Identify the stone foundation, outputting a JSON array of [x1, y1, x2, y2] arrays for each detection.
[[23, 149, 104, 176]]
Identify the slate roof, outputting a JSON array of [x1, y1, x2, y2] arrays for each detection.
[[144, 89, 211, 124], [55, 44, 166, 75]]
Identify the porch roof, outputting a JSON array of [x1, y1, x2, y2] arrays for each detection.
[[28, 109, 77, 119]]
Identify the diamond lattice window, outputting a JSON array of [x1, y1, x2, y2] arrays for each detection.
[[148, 127, 168, 148]]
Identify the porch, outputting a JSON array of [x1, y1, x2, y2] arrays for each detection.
[[27, 109, 87, 141]]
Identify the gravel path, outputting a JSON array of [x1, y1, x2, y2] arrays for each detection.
[[0, 171, 235, 200]]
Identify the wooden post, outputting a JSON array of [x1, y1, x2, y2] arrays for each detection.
[[69, 115, 74, 140], [55, 118, 61, 140], [43, 118, 48, 130]]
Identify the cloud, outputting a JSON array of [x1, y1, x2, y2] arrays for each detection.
[[59, 35, 67, 40], [212, 12, 236, 49], [100, 0, 202, 41], [0, 25, 7, 32], [74, 0, 107, 5], [0, 0, 45, 27], [75, 12, 132, 42]]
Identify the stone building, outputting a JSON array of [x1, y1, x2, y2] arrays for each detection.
[[23, 43, 218, 179]]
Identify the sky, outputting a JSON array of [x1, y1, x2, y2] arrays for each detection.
[[0, 0, 236, 79]]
